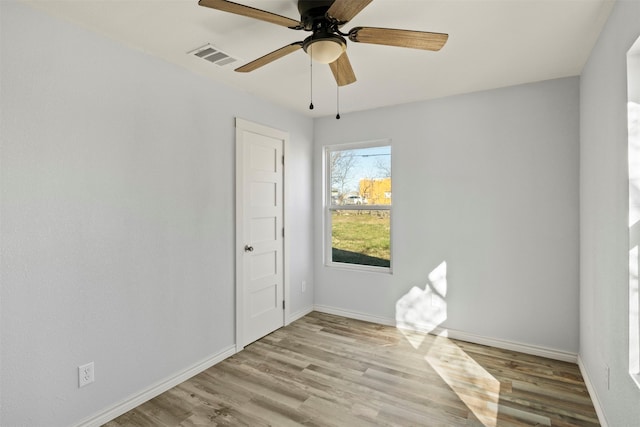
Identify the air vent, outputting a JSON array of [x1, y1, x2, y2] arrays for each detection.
[[189, 44, 237, 67]]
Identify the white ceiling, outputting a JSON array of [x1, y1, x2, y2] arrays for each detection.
[[26, 0, 614, 118]]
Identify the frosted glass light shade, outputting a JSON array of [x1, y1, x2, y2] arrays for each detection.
[[308, 39, 346, 64]]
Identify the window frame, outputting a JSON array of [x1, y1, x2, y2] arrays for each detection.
[[323, 139, 392, 273], [628, 37, 640, 388]]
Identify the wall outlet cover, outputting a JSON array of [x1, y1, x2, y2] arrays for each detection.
[[79, 362, 95, 388]]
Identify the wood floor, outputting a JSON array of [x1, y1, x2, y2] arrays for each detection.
[[104, 312, 599, 427]]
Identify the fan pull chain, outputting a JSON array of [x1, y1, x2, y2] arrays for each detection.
[[336, 85, 341, 119], [309, 49, 314, 110]]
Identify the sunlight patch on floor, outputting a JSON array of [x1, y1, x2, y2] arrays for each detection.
[[397, 328, 427, 350], [426, 336, 500, 427]]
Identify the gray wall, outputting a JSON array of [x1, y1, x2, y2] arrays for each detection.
[[0, 2, 314, 426], [580, 0, 640, 425], [314, 77, 580, 354], [5, 0, 640, 425]]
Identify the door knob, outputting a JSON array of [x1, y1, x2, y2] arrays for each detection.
[[244, 245, 254, 252]]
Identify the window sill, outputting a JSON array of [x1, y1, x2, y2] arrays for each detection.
[[324, 262, 393, 275]]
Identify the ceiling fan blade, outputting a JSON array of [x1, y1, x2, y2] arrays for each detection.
[[349, 27, 448, 51], [326, 0, 372, 24], [198, 0, 301, 29], [235, 43, 303, 73], [329, 52, 357, 86]]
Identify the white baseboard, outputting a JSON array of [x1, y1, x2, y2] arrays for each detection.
[[577, 356, 609, 427], [73, 345, 236, 427], [428, 325, 578, 363], [314, 304, 396, 327], [287, 305, 314, 325], [315, 305, 577, 363]]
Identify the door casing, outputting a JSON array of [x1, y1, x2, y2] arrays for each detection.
[[235, 117, 290, 352]]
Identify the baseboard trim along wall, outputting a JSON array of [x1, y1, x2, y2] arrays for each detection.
[[429, 325, 578, 363], [314, 304, 578, 363], [74, 345, 236, 427], [313, 304, 396, 327], [577, 356, 609, 427], [287, 305, 314, 325]]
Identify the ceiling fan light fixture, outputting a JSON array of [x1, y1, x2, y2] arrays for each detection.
[[303, 35, 346, 64], [198, 0, 448, 90]]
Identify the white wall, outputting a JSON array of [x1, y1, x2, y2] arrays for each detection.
[[579, 0, 640, 425], [0, 2, 314, 426], [314, 77, 580, 354]]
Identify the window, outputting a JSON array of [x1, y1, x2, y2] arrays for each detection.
[[628, 37, 640, 386], [324, 141, 391, 271]]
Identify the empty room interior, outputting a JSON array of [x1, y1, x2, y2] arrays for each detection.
[[1, 0, 640, 426]]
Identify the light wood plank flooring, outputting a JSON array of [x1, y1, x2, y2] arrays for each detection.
[[105, 312, 599, 426]]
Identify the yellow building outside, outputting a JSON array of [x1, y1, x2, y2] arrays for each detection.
[[359, 177, 391, 205]]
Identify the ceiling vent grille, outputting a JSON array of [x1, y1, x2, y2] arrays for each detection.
[[189, 44, 237, 67]]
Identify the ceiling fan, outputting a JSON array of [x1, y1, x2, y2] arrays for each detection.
[[198, 0, 449, 87]]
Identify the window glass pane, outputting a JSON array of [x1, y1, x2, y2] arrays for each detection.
[[330, 146, 391, 206], [331, 210, 390, 268]]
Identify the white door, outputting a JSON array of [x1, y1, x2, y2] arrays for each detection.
[[235, 118, 286, 349]]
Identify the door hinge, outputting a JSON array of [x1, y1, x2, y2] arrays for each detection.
[[282, 300, 285, 310], [282, 155, 284, 165], [282, 228, 285, 238]]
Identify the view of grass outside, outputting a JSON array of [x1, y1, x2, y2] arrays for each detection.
[[331, 210, 390, 267]]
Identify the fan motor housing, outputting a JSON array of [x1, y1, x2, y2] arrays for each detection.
[[298, 0, 334, 31]]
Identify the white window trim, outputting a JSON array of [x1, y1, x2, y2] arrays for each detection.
[[628, 37, 640, 388], [323, 139, 392, 274]]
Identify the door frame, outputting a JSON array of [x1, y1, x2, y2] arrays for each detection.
[[235, 117, 290, 352]]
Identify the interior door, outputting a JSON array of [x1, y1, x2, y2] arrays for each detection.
[[236, 118, 286, 349]]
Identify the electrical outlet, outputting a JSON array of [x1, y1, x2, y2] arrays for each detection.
[[301, 280, 306, 292], [78, 362, 95, 388]]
